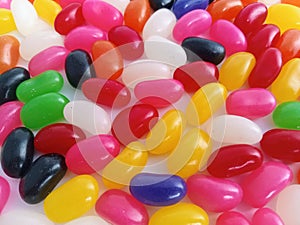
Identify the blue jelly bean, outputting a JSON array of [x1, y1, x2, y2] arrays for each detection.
[[172, 0, 209, 19], [129, 173, 186, 206]]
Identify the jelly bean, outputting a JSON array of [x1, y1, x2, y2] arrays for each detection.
[[20, 30, 64, 61], [282, 0, 300, 7], [66, 134, 120, 174], [96, 189, 149, 225], [83, 0, 123, 32], [167, 128, 212, 178], [181, 37, 225, 65], [219, 52, 255, 90], [134, 79, 184, 108], [64, 25, 107, 53], [64, 100, 111, 135], [92, 40, 123, 80], [271, 58, 300, 102], [65, 49, 95, 88], [172, 9, 212, 43], [0, 176, 9, 213], [124, 0, 151, 33], [122, 60, 172, 88], [172, 0, 208, 19], [102, 141, 148, 188], [207, 144, 263, 178], [146, 109, 186, 155], [143, 8, 176, 40], [102, 0, 130, 13], [34, 123, 86, 155], [0, 210, 54, 225], [210, 19, 247, 56], [216, 211, 251, 225], [130, 173, 186, 206], [149, 202, 209, 225], [248, 47, 282, 88], [0, 0, 11, 9], [187, 174, 243, 212], [207, 115, 263, 145], [273, 101, 300, 130], [54, 3, 85, 35], [149, 0, 174, 11], [0, 9, 17, 34], [242, 161, 292, 208], [261, 129, 300, 162], [64, 216, 110, 225], [21, 93, 69, 130], [173, 61, 219, 93], [44, 175, 99, 223], [252, 208, 284, 225], [226, 88, 276, 119], [112, 104, 158, 146], [186, 83, 227, 126], [145, 35, 187, 67], [108, 25, 144, 60], [0, 67, 30, 105], [0, 35, 20, 73], [0, 101, 23, 146], [33, 0, 62, 26], [234, 3, 268, 35], [82, 78, 130, 108], [1, 127, 34, 178], [28, 46, 69, 76], [19, 153, 66, 204], [16, 70, 64, 103], [59, 0, 85, 8]]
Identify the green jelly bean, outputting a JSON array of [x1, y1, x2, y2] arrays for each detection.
[[21, 93, 69, 130], [16, 70, 64, 103], [273, 101, 300, 129]]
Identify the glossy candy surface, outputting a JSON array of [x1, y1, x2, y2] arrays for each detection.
[[0, 9, 17, 35], [0, 176, 9, 214], [216, 211, 251, 225], [172, 0, 209, 19], [206, 0, 243, 22], [149, 0, 174, 11], [252, 208, 284, 225], [64, 216, 110, 225], [273, 101, 300, 129], [33, 0, 62, 26], [0, 35, 20, 73]]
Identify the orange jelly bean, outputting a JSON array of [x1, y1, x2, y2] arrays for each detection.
[[241, 0, 257, 6], [0, 35, 20, 74], [281, 0, 300, 8]]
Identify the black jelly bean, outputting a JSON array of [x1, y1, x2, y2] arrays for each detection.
[[19, 153, 67, 204], [1, 127, 34, 178], [149, 0, 174, 11]]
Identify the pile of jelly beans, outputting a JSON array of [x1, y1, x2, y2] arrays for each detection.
[[1, 0, 300, 224]]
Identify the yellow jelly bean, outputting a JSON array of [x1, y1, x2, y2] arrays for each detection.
[[219, 52, 256, 91], [44, 175, 99, 223], [271, 58, 300, 102], [146, 109, 186, 155], [33, 0, 62, 26], [186, 82, 227, 126], [149, 202, 209, 225], [167, 128, 212, 178], [265, 4, 300, 33], [102, 141, 148, 189], [0, 9, 17, 35]]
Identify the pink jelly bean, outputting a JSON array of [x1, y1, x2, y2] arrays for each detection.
[[210, 19, 247, 56], [60, 0, 85, 8], [82, 0, 123, 32], [0, 101, 23, 146], [172, 9, 212, 43], [216, 211, 251, 225], [252, 208, 284, 225], [66, 134, 120, 174], [96, 189, 149, 225], [0, 176, 9, 214], [134, 79, 184, 108], [64, 25, 107, 52], [226, 88, 276, 119], [28, 46, 70, 76], [0, 0, 11, 9], [241, 161, 293, 208], [187, 174, 243, 212]]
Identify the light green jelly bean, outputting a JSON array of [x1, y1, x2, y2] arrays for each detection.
[[16, 70, 64, 103], [21, 92, 69, 130], [272, 101, 300, 130]]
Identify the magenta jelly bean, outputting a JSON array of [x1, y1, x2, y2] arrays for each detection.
[[216, 211, 251, 225], [66, 134, 120, 174], [0, 0, 11, 9], [210, 19, 247, 56], [187, 174, 243, 212], [96, 189, 149, 225], [172, 9, 212, 43], [226, 88, 276, 119], [64, 25, 107, 52], [0, 176, 9, 213], [241, 161, 293, 208], [82, 0, 123, 32], [252, 208, 284, 225], [134, 79, 184, 108], [28, 46, 70, 76]]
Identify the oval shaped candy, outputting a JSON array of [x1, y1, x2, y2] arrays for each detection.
[[149, 0, 174, 11], [33, 0, 61, 26], [172, 0, 209, 19], [0, 176, 9, 213], [19, 153, 67, 204], [206, 0, 243, 22], [0, 35, 20, 73], [64, 216, 110, 225], [252, 208, 284, 225], [273, 101, 300, 129], [216, 211, 251, 225], [0, 210, 54, 225], [0, 9, 17, 35]]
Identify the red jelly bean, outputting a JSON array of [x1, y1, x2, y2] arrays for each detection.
[[216, 211, 251, 225], [82, 78, 131, 108], [34, 123, 86, 155], [207, 144, 263, 178], [59, 0, 85, 8]]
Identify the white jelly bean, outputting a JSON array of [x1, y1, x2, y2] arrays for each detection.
[[64, 216, 110, 225], [0, 210, 54, 225], [102, 0, 129, 13]]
